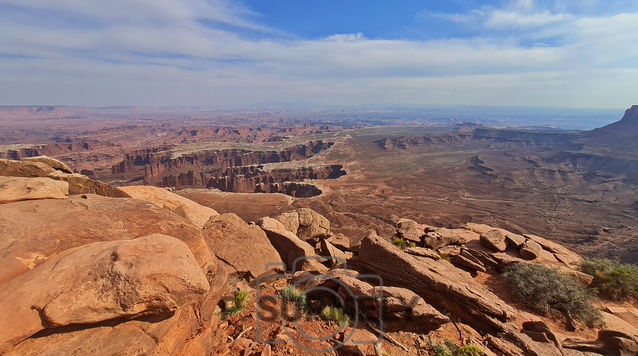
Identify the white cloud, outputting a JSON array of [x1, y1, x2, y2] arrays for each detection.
[[486, 10, 573, 27], [0, 0, 637, 108]]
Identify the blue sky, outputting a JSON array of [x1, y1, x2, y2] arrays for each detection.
[[0, 0, 637, 108]]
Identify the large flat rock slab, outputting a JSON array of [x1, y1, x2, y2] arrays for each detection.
[[0, 176, 68, 203]]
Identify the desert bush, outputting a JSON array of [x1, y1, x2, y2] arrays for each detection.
[[429, 340, 484, 356], [222, 289, 249, 316], [280, 286, 308, 308], [581, 258, 638, 300], [432, 342, 453, 356], [391, 236, 417, 249], [503, 263, 601, 326], [458, 344, 484, 356], [320, 305, 350, 326]]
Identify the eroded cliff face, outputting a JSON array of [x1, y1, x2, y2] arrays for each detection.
[[207, 165, 344, 196], [4, 141, 116, 161], [378, 128, 582, 150], [545, 151, 638, 184], [99, 140, 344, 196]]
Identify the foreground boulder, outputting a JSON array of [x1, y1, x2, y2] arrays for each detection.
[[0, 234, 209, 352], [0, 194, 228, 355], [350, 231, 516, 331], [480, 229, 508, 251], [120, 185, 219, 228], [275, 208, 330, 242], [0, 176, 68, 203], [395, 218, 425, 242], [0, 159, 129, 198], [258, 218, 327, 272], [370, 285, 450, 332], [424, 227, 472, 249], [320, 238, 350, 266], [203, 213, 282, 277], [520, 239, 542, 260]]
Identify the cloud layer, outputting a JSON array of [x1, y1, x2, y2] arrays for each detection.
[[0, 0, 637, 108]]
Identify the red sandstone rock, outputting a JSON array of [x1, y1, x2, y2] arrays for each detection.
[[276, 208, 331, 243], [350, 231, 516, 332], [257, 220, 327, 273], [520, 239, 543, 260], [480, 229, 508, 251], [0, 176, 68, 203], [0, 234, 209, 352], [0, 159, 129, 198], [203, 213, 282, 277], [395, 218, 425, 242], [22, 156, 73, 173], [120, 185, 219, 228]]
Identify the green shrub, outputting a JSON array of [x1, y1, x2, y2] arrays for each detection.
[[320, 305, 350, 326], [429, 340, 484, 356], [581, 258, 638, 300], [432, 343, 453, 356], [223, 289, 249, 316], [458, 344, 484, 356], [280, 286, 308, 309], [391, 236, 417, 249], [503, 263, 601, 326]]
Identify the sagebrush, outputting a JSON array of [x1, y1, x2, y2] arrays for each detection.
[[429, 339, 484, 356], [581, 258, 638, 300], [503, 263, 601, 326]]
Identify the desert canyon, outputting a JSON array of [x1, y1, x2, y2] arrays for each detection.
[[1, 105, 638, 355]]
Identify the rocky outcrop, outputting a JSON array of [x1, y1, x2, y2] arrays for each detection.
[[202, 213, 282, 277], [276, 208, 331, 243], [0, 158, 130, 198], [424, 227, 473, 249], [0, 234, 209, 352], [395, 218, 425, 242], [22, 156, 73, 173], [524, 233, 582, 267], [0, 188, 228, 356], [119, 185, 219, 227], [0, 194, 218, 284], [0, 158, 58, 177], [350, 231, 516, 332], [294, 269, 449, 332], [257, 219, 327, 272], [480, 229, 508, 251], [320, 238, 349, 266], [520, 239, 542, 260], [0, 176, 68, 203], [586, 105, 638, 147]]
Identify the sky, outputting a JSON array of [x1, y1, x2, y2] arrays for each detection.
[[0, 0, 637, 108]]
